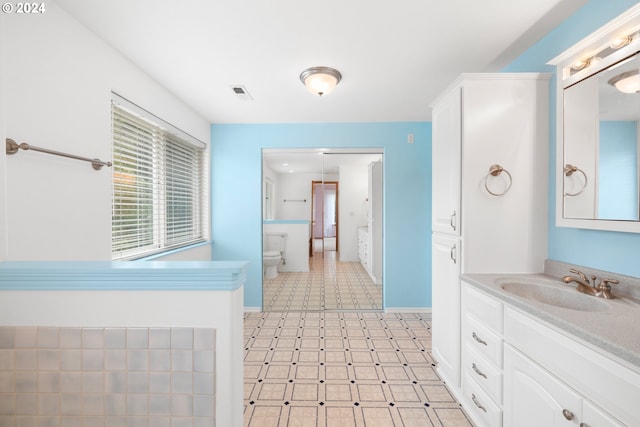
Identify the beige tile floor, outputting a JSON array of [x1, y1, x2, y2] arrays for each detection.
[[243, 311, 475, 427], [263, 251, 383, 311]]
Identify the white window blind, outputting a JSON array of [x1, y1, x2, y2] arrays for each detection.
[[111, 95, 207, 260]]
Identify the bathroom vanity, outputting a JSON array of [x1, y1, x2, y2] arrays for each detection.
[[460, 263, 640, 427]]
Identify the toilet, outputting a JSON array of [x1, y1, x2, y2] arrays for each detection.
[[263, 232, 287, 279]]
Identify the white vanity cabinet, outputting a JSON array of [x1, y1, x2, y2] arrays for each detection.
[[431, 73, 549, 391], [464, 282, 639, 427], [504, 345, 582, 427], [432, 85, 461, 236], [504, 307, 639, 427], [432, 234, 461, 386], [460, 283, 504, 427]]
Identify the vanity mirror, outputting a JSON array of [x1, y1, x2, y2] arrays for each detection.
[[550, 4, 640, 233]]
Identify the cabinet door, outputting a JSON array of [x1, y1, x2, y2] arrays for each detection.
[[432, 86, 461, 235], [582, 400, 625, 427], [432, 233, 461, 387], [504, 345, 581, 427]]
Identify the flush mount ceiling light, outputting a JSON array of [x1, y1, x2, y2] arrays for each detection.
[[608, 70, 640, 93], [299, 66, 342, 96]]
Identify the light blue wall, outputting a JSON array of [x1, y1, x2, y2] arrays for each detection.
[[210, 123, 431, 308], [503, 0, 640, 278]]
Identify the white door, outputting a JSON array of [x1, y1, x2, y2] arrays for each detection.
[[504, 345, 581, 427], [432, 233, 461, 387], [432, 86, 461, 236]]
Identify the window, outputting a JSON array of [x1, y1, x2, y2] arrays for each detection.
[[111, 94, 207, 260]]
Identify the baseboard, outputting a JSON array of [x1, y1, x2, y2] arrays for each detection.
[[384, 307, 432, 314], [245, 307, 431, 314]]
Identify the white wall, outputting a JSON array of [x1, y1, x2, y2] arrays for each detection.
[[1, 4, 210, 261], [0, 13, 8, 262], [338, 164, 369, 261], [276, 172, 339, 220]]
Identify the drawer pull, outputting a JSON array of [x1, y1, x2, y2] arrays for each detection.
[[562, 409, 574, 421], [472, 332, 487, 346], [450, 210, 456, 231], [472, 363, 487, 379], [471, 393, 487, 413], [450, 244, 457, 264]]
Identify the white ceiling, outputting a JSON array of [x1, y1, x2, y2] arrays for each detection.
[[56, 0, 586, 124], [263, 148, 383, 174]]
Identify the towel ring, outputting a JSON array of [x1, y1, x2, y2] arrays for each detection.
[[564, 164, 588, 196], [484, 164, 512, 197]]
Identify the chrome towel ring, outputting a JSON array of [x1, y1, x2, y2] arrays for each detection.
[[564, 164, 588, 196], [484, 164, 512, 196]]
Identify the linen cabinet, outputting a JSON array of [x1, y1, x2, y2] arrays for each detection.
[[430, 74, 549, 404]]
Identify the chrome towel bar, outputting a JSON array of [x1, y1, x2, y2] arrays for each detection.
[[5, 138, 112, 171]]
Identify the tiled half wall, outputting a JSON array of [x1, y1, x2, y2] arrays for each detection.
[[0, 326, 216, 427]]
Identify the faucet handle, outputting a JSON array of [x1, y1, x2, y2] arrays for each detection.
[[598, 278, 619, 290], [569, 268, 589, 283]]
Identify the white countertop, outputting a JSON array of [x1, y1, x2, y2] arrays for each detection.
[[462, 273, 640, 370]]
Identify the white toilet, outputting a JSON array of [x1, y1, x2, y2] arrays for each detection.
[[263, 232, 287, 279]]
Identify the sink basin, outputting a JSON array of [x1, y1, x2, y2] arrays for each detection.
[[498, 279, 610, 312]]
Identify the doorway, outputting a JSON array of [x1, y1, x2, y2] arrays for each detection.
[[311, 181, 338, 254]]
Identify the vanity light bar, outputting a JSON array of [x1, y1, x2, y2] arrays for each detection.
[[569, 31, 637, 74]]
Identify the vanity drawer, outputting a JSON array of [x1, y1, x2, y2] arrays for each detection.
[[463, 313, 503, 368], [462, 281, 503, 333], [462, 372, 503, 427], [463, 344, 503, 404]]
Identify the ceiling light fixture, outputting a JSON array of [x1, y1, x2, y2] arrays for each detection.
[[299, 66, 342, 96], [608, 70, 640, 93]]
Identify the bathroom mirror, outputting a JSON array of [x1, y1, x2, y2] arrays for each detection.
[[562, 51, 640, 222], [261, 148, 383, 311], [550, 4, 640, 233]]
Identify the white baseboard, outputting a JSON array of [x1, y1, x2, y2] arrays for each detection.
[[384, 307, 432, 314], [243, 307, 262, 313]]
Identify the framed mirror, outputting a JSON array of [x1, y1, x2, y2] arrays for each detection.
[[550, 5, 640, 233], [261, 148, 383, 311], [563, 52, 639, 221]]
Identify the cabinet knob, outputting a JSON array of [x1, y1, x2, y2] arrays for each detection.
[[562, 409, 574, 420]]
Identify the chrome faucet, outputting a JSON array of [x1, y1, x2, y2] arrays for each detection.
[[562, 268, 618, 299]]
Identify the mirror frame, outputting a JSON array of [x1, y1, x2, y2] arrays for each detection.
[[549, 4, 640, 233]]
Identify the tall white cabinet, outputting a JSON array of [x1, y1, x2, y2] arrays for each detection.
[[431, 74, 549, 396]]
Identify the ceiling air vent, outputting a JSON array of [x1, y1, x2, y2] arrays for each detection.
[[230, 85, 253, 101]]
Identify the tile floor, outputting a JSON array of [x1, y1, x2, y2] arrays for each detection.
[[243, 311, 474, 427], [263, 251, 383, 311]]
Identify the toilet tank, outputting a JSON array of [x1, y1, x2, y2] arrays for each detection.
[[265, 232, 287, 251]]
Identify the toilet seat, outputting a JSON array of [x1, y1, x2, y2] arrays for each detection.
[[264, 251, 280, 258]]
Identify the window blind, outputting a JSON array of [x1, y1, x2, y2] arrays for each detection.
[[111, 97, 206, 260]]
